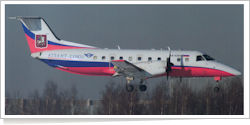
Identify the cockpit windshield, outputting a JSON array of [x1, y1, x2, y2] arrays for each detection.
[[196, 54, 215, 61], [203, 54, 215, 61], [196, 55, 204, 61]]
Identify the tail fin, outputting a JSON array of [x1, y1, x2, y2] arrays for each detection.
[[10, 17, 96, 53]]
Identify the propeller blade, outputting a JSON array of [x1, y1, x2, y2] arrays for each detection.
[[166, 47, 172, 80], [168, 46, 171, 57]]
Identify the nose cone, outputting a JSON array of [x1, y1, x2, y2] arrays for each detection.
[[210, 61, 241, 76], [230, 68, 241, 76], [221, 65, 241, 76]]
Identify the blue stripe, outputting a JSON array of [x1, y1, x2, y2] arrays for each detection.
[[40, 59, 114, 67], [22, 23, 80, 48], [173, 65, 211, 69], [22, 23, 35, 39], [47, 41, 80, 47], [40, 59, 220, 72]]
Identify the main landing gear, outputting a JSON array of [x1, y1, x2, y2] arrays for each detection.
[[126, 84, 147, 92], [125, 77, 147, 92]]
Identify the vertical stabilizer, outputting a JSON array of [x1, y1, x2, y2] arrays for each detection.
[[10, 17, 96, 53]]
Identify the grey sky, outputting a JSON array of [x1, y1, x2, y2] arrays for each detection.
[[5, 5, 243, 99]]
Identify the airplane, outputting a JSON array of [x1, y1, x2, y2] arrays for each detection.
[[10, 16, 241, 92]]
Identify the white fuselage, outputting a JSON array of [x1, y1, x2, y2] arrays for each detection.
[[32, 48, 241, 78]]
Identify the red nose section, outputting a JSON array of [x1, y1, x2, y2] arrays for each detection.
[[202, 68, 234, 77], [170, 66, 234, 77]]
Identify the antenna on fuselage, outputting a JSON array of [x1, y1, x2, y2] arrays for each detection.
[[114, 40, 121, 50]]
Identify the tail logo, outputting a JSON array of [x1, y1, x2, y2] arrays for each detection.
[[35, 35, 47, 48]]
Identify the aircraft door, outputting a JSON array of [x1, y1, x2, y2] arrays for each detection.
[[109, 53, 116, 70], [196, 55, 207, 75]]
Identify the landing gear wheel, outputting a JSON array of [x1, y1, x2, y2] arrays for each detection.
[[139, 85, 147, 92], [126, 84, 134, 92], [214, 86, 220, 92]]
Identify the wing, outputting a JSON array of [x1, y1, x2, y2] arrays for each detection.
[[111, 60, 151, 79]]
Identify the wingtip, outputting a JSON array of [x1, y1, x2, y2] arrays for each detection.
[[8, 17, 17, 20], [8, 16, 42, 20]]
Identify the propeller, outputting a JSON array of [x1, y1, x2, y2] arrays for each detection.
[[166, 47, 172, 80], [179, 55, 184, 82]]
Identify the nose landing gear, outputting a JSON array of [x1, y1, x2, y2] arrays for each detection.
[[214, 77, 221, 92], [214, 86, 220, 92]]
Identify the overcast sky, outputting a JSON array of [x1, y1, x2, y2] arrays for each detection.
[[5, 5, 243, 99]]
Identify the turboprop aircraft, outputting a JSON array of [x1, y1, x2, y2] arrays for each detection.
[[10, 17, 241, 92]]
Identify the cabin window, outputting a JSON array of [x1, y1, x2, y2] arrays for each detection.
[[177, 58, 181, 62], [185, 58, 189, 62], [102, 56, 106, 60], [93, 56, 97, 60], [110, 56, 115, 60], [138, 57, 142, 61], [128, 56, 133, 61], [196, 55, 204, 61], [148, 57, 152, 61], [157, 57, 161, 61], [119, 56, 123, 60]]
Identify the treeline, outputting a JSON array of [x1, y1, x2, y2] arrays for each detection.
[[98, 77, 243, 115], [5, 77, 243, 115], [6, 81, 89, 115]]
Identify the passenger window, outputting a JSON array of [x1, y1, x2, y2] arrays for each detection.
[[102, 56, 106, 60], [185, 58, 189, 62], [157, 57, 161, 61], [148, 57, 152, 61], [119, 56, 123, 60], [138, 57, 142, 61], [196, 56, 204, 61], [177, 58, 181, 62], [110, 56, 115, 60], [93, 56, 97, 60], [128, 56, 132, 61]]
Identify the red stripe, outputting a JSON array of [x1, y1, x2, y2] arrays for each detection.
[[56, 67, 115, 76], [54, 66, 233, 77], [171, 66, 233, 77], [112, 60, 125, 62]]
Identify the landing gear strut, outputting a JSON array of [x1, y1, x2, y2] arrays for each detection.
[[126, 77, 134, 92]]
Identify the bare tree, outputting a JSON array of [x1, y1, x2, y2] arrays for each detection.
[[98, 81, 144, 115], [42, 80, 60, 114], [149, 81, 168, 115]]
